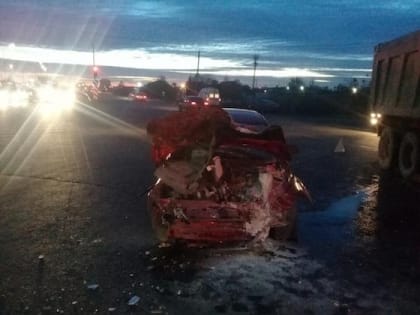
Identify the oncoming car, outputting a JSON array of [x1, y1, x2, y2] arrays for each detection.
[[129, 88, 148, 102], [198, 87, 221, 106], [178, 96, 206, 111]]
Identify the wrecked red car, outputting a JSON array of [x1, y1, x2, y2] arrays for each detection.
[[147, 106, 308, 245]]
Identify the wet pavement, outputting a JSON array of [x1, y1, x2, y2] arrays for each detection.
[[1, 96, 420, 314]]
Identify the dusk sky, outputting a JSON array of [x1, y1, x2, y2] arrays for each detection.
[[0, 0, 419, 86]]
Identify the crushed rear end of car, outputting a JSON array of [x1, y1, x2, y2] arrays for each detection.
[[146, 106, 309, 246]]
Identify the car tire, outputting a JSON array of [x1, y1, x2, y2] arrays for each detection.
[[150, 206, 169, 242], [398, 132, 419, 179], [378, 126, 398, 170], [269, 205, 297, 241]]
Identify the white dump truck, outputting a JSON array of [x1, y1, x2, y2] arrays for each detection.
[[370, 30, 420, 178]]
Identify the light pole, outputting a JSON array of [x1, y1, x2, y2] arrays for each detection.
[[252, 54, 259, 90], [196, 50, 200, 77], [7, 43, 16, 81]]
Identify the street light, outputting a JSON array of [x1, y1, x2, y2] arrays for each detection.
[[92, 66, 99, 80], [5, 43, 17, 81], [180, 82, 186, 97]]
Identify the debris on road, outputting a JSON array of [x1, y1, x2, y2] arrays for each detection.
[[128, 295, 140, 306], [147, 106, 309, 245], [87, 284, 99, 290]]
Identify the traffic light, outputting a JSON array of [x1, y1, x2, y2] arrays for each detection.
[[93, 66, 99, 79]]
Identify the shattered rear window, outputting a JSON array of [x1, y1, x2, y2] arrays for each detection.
[[225, 110, 269, 127]]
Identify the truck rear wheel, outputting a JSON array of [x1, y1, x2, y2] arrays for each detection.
[[378, 127, 398, 170], [398, 132, 419, 178]]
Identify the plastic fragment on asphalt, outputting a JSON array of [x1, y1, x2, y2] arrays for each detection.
[[87, 284, 99, 290], [128, 295, 140, 306], [38, 255, 44, 260], [108, 307, 117, 312]]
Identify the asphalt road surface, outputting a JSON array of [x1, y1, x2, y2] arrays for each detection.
[[1, 95, 419, 314]]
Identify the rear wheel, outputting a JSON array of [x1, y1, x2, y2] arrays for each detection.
[[150, 207, 169, 242], [378, 127, 398, 170], [269, 206, 297, 241], [398, 132, 419, 179]]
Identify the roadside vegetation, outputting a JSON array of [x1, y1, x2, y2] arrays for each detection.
[[111, 75, 370, 120]]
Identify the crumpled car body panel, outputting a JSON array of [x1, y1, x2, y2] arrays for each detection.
[[149, 196, 252, 242], [147, 107, 307, 244]]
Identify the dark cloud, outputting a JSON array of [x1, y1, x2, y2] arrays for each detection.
[[0, 0, 419, 82]]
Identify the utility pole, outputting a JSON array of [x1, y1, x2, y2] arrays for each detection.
[[92, 44, 99, 82], [196, 50, 200, 77], [252, 54, 259, 90], [92, 45, 96, 68]]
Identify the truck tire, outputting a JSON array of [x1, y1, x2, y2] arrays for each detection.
[[398, 132, 419, 178], [378, 127, 398, 170]]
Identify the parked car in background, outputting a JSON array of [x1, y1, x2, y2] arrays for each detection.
[[178, 96, 206, 111]]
